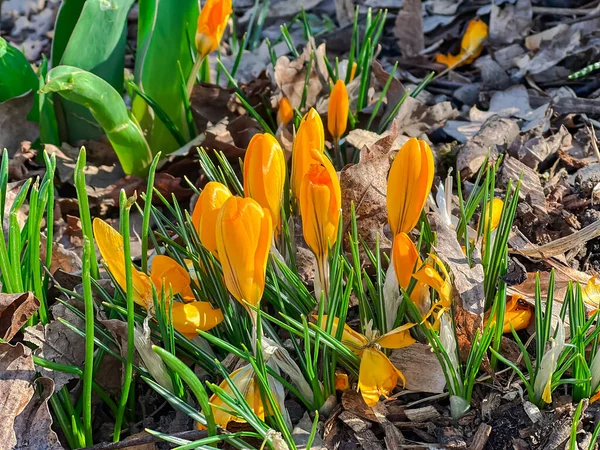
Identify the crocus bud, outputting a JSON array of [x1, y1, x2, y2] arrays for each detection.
[[328, 79, 349, 141], [215, 196, 273, 307], [195, 0, 232, 58], [387, 138, 434, 236], [277, 97, 293, 127], [192, 182, 232, 257], [291, 108, 325, 199], [392, 232, 422, 290], [299, 151, 341, 259], [244, 133, 286, 233]]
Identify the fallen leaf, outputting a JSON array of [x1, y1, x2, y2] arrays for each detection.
[[395, 96, 458, 138], [431, 212, 485, 362], [0, 342, 37, 448], [0, 292, 40, 342], [395, 0, 424, 57], [489, 0, 532, 45], [389, 342, 446, 394], [0, 93, 38, 153], [24, 302, 86, 392], [340, 123, 400, 253], [275, 45, 324, 110], [13, 376, 63, 449]]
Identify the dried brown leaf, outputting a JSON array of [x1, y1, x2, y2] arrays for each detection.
[[0, 292, 40, 342], [394, 0, 424, 57], [13, 376, 62, 449], [0, 342, 37, 448], [389, 343, 446, 394], [431, 212, 485, 361]]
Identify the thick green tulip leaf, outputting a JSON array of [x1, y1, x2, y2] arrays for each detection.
[[43, 66, 152, 176], [134, 0, 198, 155], [0, 37, 38, 102], [53, 0, 134, 143]]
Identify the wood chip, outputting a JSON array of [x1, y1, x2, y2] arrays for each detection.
[[501, 155, 549, 224], [404, 406, 441, 422], [468, 423, 492, 450]]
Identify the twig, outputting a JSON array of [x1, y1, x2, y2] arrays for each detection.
[[82, 430, 208, 450], [532, 6, 594, 15], [588, 125, 600, 164]]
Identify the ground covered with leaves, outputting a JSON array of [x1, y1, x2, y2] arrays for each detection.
[[2, 0, 600, 449]]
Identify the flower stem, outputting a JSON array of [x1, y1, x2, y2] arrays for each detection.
[[333, 137, 343, 168], [186, 53, 205, 99], [316, 256, 330, 311]]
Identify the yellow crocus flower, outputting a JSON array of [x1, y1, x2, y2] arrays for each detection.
[[277, 97, 293, 127]]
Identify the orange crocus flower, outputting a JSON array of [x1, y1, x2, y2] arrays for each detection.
[[290, 108, 325, 200], [93, 218, 223, 338], [243, 133, 286, 233], [321, 316, 415, 407], [328, 79, 349, 141], [191, 181, 232, 257], [277, 97, 293, 127], [387, 138, 434, 236], [195, 0, 233, 58], [215, 196, 272, 308], [436, 19, 488, 68], [299, 150, 341, 260]]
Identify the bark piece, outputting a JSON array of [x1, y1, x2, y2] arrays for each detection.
[[469, 423, 492, 450], [404, 406, 441, 422], [456, 116, 519, 179], [501, 155, 548, 225]]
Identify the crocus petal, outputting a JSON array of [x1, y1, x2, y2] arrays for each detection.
[[479, 198, 504, 233], [387, 138, 434, 236], [328, 79, 349, 140], [209, 364, 256, 427], [150, 255, 191, 297], [335, 372, 350, 391], [93, 218, 153, 308], [216, 196, 272, 307], [172, 301, 224, 336], [583, 275, 600, 308], [192, 181, 232, 257], [243, 133, 286, 233], [358, 348, 405, 407], [377, 323, 416, 349], [291, 108, 325, 199], [277, 97, 293, 126], [413, 262, 452, 309], [299, 151, 341, 259], [195, 0, 232, 58], [317, 315, 368, 353], [435, 19, 488, 68], [392, 232, 422, 290]]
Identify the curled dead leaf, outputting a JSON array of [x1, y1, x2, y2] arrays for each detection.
[[0, 292, 40, 342]]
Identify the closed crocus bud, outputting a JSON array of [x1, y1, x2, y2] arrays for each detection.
[[244, 133, 286, 233], [387, 138, 434, 236], [215, 197, 273, 307], [277, 97, 293, 127], [195, 0, 232, 58], [328, 79, 349, 140], [299, 151, 341, 259], [392, 232, 422, 290], [192, 182, 232, 257], [291, 108, 325, 199]]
